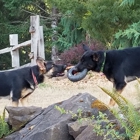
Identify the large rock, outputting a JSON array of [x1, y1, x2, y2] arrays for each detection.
[[5, 106, 42, 130], [4, 93, 122, 140], [76, 125, 103, 140]]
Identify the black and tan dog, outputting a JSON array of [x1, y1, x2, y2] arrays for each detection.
[[67, 44, 140, 106], [0, 57, 66, 107]]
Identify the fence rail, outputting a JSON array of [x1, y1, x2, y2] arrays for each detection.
[[0, 15, 45, 69]]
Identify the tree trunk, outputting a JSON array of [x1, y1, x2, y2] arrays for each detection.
[[51, 7, 60, 64]]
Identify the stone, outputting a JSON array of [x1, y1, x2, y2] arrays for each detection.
[[4, 93, 125, 140], [5, 106, 42, 130]]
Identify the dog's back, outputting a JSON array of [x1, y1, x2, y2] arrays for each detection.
[[0, 67, 31, 97], [105, 47, 140, 80]]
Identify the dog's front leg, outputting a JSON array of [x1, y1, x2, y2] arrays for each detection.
[[109, 82, 125, 107], [109, 90, 123, 107], [12, 101, 19, 107], [20, 88, 33, 106], [20, 97, 29, 106]]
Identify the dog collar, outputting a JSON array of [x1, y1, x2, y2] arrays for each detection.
[[100, 52, 106, 72], [31, 70, 38, 87]]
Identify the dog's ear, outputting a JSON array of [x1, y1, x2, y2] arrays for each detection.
[[82, 44, 91, 51], [36, 57, 45, 62], [92, 52, 100, 61], [36, 57, 46, 73]]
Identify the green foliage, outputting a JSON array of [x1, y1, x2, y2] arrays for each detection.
[[56, 10, 85, 51], [1, 0, 140, 69], [55, 105, 84, 120], [47, 0, 140, 48], [113, 21, 140, 49], [55, 105, 124, 139], [93, 112, 124, 140], [99, 86, 140, 139], [131, 130, 140, 140], [55, 105, 67, 114], [120, 0, 135, 6], [38, 83, 47, 88], [0, 109, 11, 138]]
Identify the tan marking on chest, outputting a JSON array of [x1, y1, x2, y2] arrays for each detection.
[[21, 88, 33, 98]]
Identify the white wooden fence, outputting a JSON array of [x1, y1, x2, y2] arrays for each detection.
[[0, 15, 45, 68]]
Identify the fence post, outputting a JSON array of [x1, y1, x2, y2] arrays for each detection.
[[38, 26, 45, 59], [9, 34, 20, 68], [30, 15, 40, 65]]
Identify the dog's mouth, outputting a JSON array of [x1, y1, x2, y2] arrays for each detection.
[[71, 69, 78, 75], [56, 72, 65, 77], [46, 69, 66, 78]]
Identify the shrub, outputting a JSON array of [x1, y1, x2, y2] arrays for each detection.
[[0, 109, 12, 138], [58, 40, 105, 65]]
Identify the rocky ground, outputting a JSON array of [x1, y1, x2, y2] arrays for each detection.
[[0, 71, 140, 115]]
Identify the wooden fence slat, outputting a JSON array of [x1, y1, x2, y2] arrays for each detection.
[[12, 40, 31, 51], [0, 47, 12, 54], [11, 50, 20, 68], [38, 26, 45, 59], [30, 15, 40, 65], [9, 34, 18, 46]]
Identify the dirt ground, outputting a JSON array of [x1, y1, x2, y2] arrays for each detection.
[[0, 71, 140, 115]]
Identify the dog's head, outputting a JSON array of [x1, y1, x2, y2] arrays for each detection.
[[76, 51, 98, 72], [45, 63, 67, 78], [36, 57, 67, 78], [67, 44, 104, 82]]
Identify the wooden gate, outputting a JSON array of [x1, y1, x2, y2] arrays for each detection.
[[0, 15, 45, 68]]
